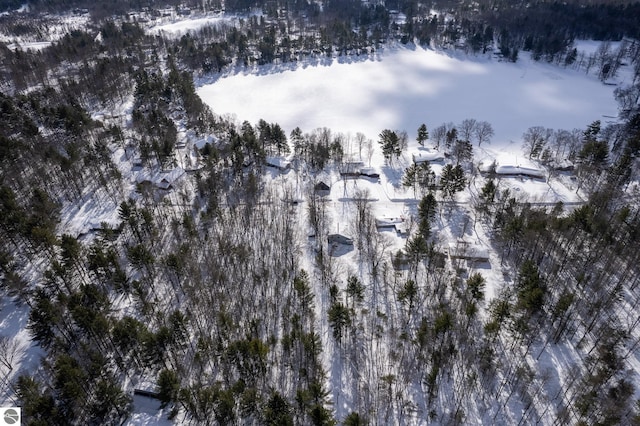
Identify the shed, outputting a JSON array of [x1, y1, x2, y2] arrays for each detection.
[[328, 234, 354, 246], [314, 181, 330, 192]]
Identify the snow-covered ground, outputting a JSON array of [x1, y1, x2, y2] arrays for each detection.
[[2, 22, 634, 420], [573, 39, 624, 56], [146, 11, 263, 38], [196, 43, 637, 423], [197, 44, 623, 146], [0, 298, 44, 405], [0, 13, 90, 47], [124, 395, 172, 426], [148, 15, 230, 37]]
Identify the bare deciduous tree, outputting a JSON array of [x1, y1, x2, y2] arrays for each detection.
[[459, 118, 477, 142], [355, 132, 367, 160], [431, 124, 448, 150], [475, 121, 494, 146], [522, 126, 552, 159], [0, 335, 21, 372]]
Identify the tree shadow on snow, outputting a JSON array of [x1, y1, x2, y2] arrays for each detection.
[[196, 51, 382, 86], [380, 164, 404, 188]]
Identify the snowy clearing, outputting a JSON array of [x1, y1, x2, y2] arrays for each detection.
[[573, 39, 624, 55]]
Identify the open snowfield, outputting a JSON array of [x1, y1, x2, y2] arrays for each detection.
[[198, 44, 622, 147]]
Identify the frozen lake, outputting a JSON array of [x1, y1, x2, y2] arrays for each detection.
[[197, 45, 621, 145]]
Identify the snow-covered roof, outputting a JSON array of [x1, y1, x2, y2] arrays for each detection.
[[135, 169, 154, 184], [494, 154, 544, 178], [412, 150, 445, 163], [394, 222, 408, 235], [266, 156, 291, 170], [495, 165, 544, 178], [136, 167, 186, 189], [157, 167, 186, 190], [328, 234, 354, 245], [376, 217, 405, 227], [193, 135, 217, 149], [359, 167, 377, 175], [447, 241, 490, 261]]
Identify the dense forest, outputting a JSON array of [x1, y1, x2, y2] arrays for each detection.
[[1, 0, 640, 424]]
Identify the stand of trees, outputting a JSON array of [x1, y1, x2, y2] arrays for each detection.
[[2, 0, 640, 424]]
